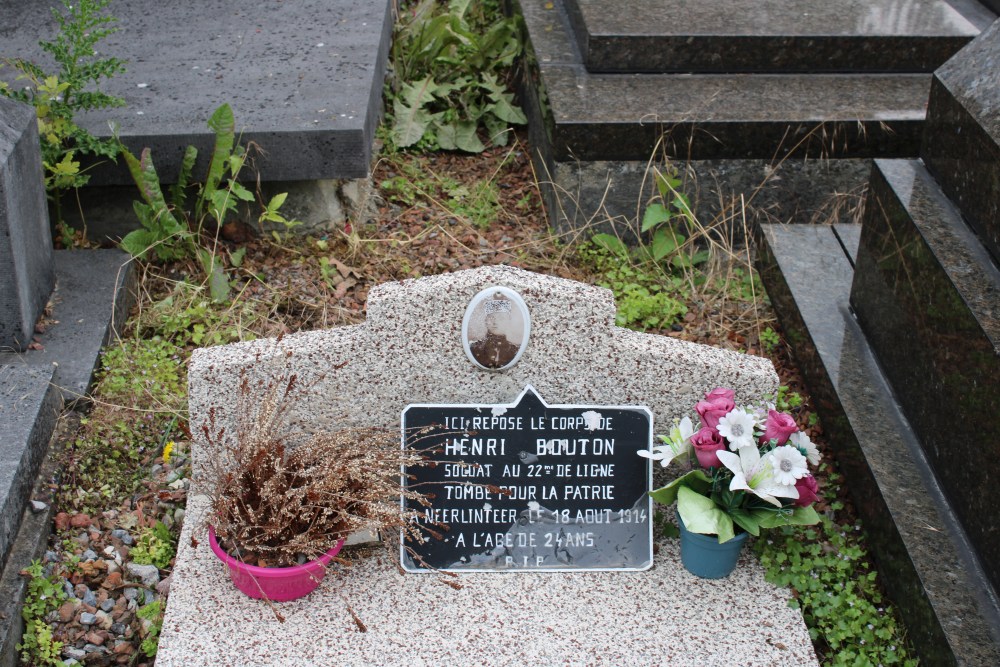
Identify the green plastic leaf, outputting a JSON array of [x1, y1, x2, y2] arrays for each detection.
[[754, 505, 821, 529], [677, 486, 735, 543], [649, 469, 712, 506], [641, 203, 670, 232], [729, 508, 761, 536]]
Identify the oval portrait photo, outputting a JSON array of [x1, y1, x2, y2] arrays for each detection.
[[462, 287, 531, 371]]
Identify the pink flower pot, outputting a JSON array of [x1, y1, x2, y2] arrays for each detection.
[[208, 526, 344, 601]]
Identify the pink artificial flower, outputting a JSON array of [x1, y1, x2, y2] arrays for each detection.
[[763, 409, 798, 445], [695, 396, 735, 429], [704, 387, 736, 403], [794, 475, 820, 508], [690, 426, 726, 469]]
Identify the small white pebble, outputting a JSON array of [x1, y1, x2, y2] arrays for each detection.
[[137, 83, 148, 88]]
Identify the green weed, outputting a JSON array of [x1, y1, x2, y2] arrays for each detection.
[[17, 561, 67, 667], [1, 0, 125, 225], [386, 0, 525, 152], [130, 522, 177, 570], [757, 520, 918, 666]]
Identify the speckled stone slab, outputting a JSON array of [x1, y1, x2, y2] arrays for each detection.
[[0, 0, 392, 183], [563, 0, 993, 73], [160, 266, 806, 665], [186, 265, 778, 469], [157, 495, 817, 667]]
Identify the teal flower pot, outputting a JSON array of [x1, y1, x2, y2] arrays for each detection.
[[676, 511, 748, 579]]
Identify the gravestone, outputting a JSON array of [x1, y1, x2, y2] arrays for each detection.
[[0, 97, 54, 352], [157, 265, 820, 665]]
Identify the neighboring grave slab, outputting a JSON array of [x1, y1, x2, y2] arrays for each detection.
[[922, 17, 1000, 263], [0, 97, 54, 352], [0, 0, 393, 183]]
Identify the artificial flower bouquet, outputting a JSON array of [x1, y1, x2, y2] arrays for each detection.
[[640, 387, 822, 543]]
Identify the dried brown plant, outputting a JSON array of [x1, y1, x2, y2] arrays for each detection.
[[200, 359, 435, 569]]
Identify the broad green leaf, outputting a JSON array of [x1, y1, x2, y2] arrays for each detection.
[[119, 228, 158, 259], [208, 264, 230, 304], [266, 192, 288, 212], [228, 180, 255, 202], [651, 227, 683, 261], [436, 120, 485, 153], [591, 233, 629, 258], [641, 203, 670, 232], [677, 486, 735, 543], [170, 145, 197, 210], [197, 103, 236, 220], [230, 246, 247, 268], [488, 93, 527, 125]]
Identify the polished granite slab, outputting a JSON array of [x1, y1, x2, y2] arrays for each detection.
[[756, 222, 1000, 665], [850, 158, 1000, 594], [516, 0, 929, 163], [564, 0, 994, 73], [0, 0, 392, 183], [922, 17, 1000, 263]]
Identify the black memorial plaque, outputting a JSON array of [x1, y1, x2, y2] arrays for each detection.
[[401, 385, 652, 571]]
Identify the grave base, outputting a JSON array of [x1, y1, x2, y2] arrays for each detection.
[[156, 495, 817, 666]]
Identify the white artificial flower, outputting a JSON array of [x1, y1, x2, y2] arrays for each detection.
[[769, 445, 809, 485], [717, 447, 798, 506], [638, 416, 694, 467], [717, 408, 758, 450], [789, 431, 821, 466]]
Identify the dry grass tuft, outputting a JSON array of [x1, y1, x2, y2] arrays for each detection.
[[200, 360, 435, 569]]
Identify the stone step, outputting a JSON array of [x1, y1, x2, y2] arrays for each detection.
[[0, 249, 133, 558], [0, 366, 60, 572], [755, 221, 1000, 665], [922, 17, 1000, 263], [564, 0, 994, 73], [0, 0, 392, 184], [850, 158, 1000, 592], [519, 0, 930, 163]]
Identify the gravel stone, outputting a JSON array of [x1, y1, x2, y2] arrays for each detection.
[[100, 599, 116, 612], [82, 549, 98, 562], [126, 562, 160, 587], [44, 550, 60, 562], [30, 499, 49, 512], [82, 587, 98, 607], [62, 646, 86, 660], [111, 529, 134, 546], [80, 612, 97, 625], [110, 622, 128, 636], [123, 587, 139, 601]]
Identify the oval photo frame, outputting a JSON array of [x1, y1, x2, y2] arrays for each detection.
[[462, 287, 531, 371]]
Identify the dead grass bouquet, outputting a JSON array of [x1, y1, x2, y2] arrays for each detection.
[[200, 365, 433, 569]]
